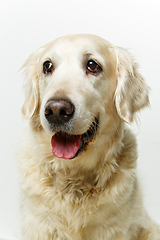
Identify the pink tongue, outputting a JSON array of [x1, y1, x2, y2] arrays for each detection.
[[51, 132, 81, 159]]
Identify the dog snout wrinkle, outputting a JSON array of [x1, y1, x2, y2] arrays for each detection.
[[45, 99, 75, 125]]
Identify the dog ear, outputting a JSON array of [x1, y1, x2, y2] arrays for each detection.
[[21, 48, 44, 120], [114, 48, 150, 124]]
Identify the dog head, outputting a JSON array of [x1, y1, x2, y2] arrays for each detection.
[[22, 34, 149, 160]]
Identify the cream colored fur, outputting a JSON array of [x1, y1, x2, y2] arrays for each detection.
[[17, 34, 160, 239]]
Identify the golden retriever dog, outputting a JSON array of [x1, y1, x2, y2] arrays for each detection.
[[17, 34, 160, 240]]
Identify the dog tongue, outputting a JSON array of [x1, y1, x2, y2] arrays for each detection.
[[51, 132, 81, 159]]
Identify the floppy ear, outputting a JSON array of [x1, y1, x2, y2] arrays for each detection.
[[21, 48, 44, 119], [114, 48, 150, 124]]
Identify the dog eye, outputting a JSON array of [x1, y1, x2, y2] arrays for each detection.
[[43, 61, 53, 74], [86, 60, 102, 74]]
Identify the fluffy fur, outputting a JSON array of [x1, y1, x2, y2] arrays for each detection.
[[17, 34, 160, 239]]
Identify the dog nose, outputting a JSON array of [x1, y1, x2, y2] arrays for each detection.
[[45, 99, 75, 124]]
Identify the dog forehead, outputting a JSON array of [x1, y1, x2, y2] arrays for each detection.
[[52, 34, 106, 49], [43, 34, 112, 60]]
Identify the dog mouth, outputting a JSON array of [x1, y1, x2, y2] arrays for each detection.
[[51, 117, 99, 159]]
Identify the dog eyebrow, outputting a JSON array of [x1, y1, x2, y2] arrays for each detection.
[[83, 51, 105, 66]]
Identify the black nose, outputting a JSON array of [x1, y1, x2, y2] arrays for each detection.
[[45, 99, 75, 124]]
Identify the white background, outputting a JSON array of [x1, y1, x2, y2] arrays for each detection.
[[0, 0, 160, 239]]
